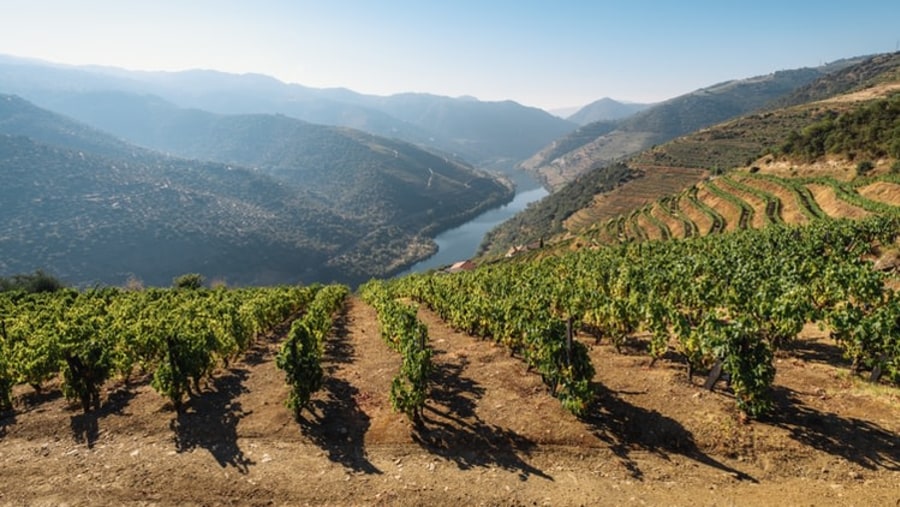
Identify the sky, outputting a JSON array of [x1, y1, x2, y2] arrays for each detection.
[[1, 1, 899, 111]]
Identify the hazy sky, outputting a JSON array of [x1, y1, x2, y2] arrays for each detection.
[[1, 1, 898, 110]]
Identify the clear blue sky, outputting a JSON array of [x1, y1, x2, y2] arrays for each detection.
[[1, 1, 898, 110]]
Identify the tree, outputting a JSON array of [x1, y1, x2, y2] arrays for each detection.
[[173, 273, 204, 290], [0, 270, 64, 293], [856, 160, 875, 177]]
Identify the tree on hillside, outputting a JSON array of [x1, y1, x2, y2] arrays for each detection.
[[173, 273, 204, 290]]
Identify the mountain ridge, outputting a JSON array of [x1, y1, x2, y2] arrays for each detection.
[[520, 59, 868, 190], [0, 54, 575, 174], [0, 95, 512, 286], [566, 97, 652, 125], [480, 52, 900, 258]]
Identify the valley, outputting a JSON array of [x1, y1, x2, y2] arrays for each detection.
[[2, 45, 900, 507]]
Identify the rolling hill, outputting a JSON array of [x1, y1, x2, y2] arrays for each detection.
[[0, 95, 512, 286], [480, 52, 900, 258], [520, 59, 867, 190], [12, 91, 512, 225]]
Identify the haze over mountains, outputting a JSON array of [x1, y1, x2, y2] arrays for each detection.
[[480, 52, 900, 257], [565, 98, 652, 126], [0, 55, 574, 181], [0, 92, 511, 286], [1, 51, 896, 287], [519, 60, 867, 190]]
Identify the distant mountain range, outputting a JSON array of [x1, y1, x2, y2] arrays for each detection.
[[3, 51, 893, 288], [520, 58, 868, 190], [566, 98, 652, 126], [0, 55, 575, 177], [479, 52, 900, 257], [0, 94, 512, 286]]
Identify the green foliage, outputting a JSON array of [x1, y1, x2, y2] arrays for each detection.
[[0, 270, 64, 294], [716, 319, 775, 418], [0, 298, 13, 411], [361, 280, 433, 421], [173, 273, 204, 290], [276, 284, 348, 419], [389, 264, 597, 417], [0, 284, 316, 415], [779, 94, 900, 162], [276, 321, 323, 419], [399, 214, 900, 418], [57, 289, 119, 412]]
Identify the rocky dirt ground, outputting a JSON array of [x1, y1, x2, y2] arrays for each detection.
[[1, 296, 898, 506]]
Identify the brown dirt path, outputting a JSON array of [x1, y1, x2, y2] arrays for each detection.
[[1, 296, 899, 506]]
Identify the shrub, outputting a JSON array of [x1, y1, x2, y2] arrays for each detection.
[[856, 160, 875, 177], [173, 273, 204, 290]]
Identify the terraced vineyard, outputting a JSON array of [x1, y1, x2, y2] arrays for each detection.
[[563, 166, 708, 233], [569, 169, 900, 247]]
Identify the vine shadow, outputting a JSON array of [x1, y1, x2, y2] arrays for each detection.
[[69, 385, 136, 448], [780, 338, 847, 367], [17, 387, 63, 410], [299, 306, 380, 474], [0, 408, 14, 439], [581, 383, 757, 482], [412, 355, 551, 481], [765, 386, 900, 471], [170, 367, 253, 474]]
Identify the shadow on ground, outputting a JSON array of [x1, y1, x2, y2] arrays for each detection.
[[780, 338, 847, 367], [412, 351, 552, 482], [299, 306, 380, 474], [171, 367, 254, 473], [70, 385, 136, 448], [0, 408, 13, 439], [766, 386, 900, 471], [581, 383, 757, 482]]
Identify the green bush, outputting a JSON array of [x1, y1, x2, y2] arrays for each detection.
[[173, 273, 204, 290], [856, 160, 875, 176]]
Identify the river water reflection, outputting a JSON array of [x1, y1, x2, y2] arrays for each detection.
[[397, 185, 548, 276]]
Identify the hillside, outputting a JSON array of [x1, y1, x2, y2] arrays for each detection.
[[0, 133, 347, 286], [521, 60, 865, 190], [0, 55, 576, 173], [485, 52, 900, 257], [0, 96, 512, 286], [566, 97, 651, 125], [20, 92, 513, 228]]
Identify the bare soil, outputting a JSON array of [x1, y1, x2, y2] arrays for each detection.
[[859, 181, 900, 207], [564, 167, 706, 233], [805, 184, 871, 220], [1, 297, 899, 506]]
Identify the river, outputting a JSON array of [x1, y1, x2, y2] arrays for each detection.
[[397, 183, 548, 276]]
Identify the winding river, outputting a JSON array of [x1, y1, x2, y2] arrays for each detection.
[[397, 182, 548, 276]]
